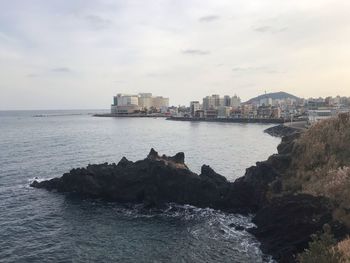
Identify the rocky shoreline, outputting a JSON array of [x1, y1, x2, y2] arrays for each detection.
[[264, 123, 304, 137], [30, 125, 349, 263], [31, 149, 256, 214]]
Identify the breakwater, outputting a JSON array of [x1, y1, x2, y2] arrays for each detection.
[[167, 116, 288, 124], [94, 113, 167, 118]]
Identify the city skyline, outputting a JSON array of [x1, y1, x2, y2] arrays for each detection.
[[1, 0, 350, 110]]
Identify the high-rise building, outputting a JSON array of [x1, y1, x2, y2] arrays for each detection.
[[111, 94, 140, 114], [231, 95, 241, 108], [213, 94, 220, 107], [203, 96, 214, 110], [152, 96, 169, 109], [203, 95, 221, 110], [138, 93, 153, 109], [138, 93, 169, 110], [190, 101, 200, 117], [223, 95, 231, 107], [111, 93, 169, 114]]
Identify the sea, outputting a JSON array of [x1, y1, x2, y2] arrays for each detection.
[[0, 110, 280, 263]]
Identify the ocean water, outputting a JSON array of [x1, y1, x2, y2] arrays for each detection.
[[0, 110, 280, 263]]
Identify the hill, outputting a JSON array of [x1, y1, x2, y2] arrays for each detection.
[[245, 91, 300, 104]]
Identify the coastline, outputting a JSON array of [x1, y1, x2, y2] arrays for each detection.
[[167, 116, 303, 124], [28, 130, 329, 262], [94, 113, 167, 118], [29, 115, 350, 262], [93, 113, 308, 126], [264, 121, 307, 137]]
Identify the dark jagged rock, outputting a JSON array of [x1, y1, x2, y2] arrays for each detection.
[[30, 133, 349, 262], [232, 129, 348, 262], [264, 124, 300, 138], [230, 133, 299, 210], [117, 157, 133, 167], [249, 194, 347, 263], [30, 149, 250, 213]]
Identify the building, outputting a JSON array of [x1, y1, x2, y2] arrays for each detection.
[[308, 108, 337, 124], [212, 94, 220, 107], [138, 93, 153, 109], [257, 105, 273, 118], [138, 93, 169, 110], [202, 94, 222, 110], [231, 95, 241, 108], [223, 96, 231, 107], [111, 93, 169, 114], [202, 96, 211, 110], [152, 96, 169, 109], [259, 97, 273, 107], [205, 109, 218, 118], [195, 110, 205, 118], [218, 106, 231, 118], [190, 101, 200, 117], [111, 94, 140, 114], [272, 107, 282, 119]]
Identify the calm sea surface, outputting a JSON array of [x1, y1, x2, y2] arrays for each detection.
[[0, 110, 280, 263]]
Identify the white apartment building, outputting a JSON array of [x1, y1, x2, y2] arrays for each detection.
[[111, 94, 140, 114], [152, 96, 169, 109], [231, 95, 241, 108], [138, 93, 169, 110], [111, 93, 169, 114], [138, 93, 153, 109], [308, 108, 337, 124], [190, 101, 200, 117]]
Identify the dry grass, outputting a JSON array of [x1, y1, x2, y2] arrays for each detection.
[[337, 237, 350, 262], [280, 113, 350, 226], [292, 113, 350, 175]]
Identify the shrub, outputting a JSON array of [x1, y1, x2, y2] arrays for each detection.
[[337, 237, 350, 262], [297, 225, 344, 263], [282, 114, 350, 211]]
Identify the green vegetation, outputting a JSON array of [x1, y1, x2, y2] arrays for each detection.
[[297, 225, 344, 263]]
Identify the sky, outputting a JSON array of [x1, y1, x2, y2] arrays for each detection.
[[0, 0, 350, 110]]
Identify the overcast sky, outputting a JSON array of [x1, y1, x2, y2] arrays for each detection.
[[1, 0, 350, 110]]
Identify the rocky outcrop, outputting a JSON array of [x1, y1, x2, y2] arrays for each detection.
[[264, 124, 300, 137], [30, 131, 349, 262], [232, 132, 300, 210], [31, 149, 252, 213], [249, 194, 347, 263]]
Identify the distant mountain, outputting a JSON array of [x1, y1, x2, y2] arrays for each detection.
[[245, 91, 300, 104]]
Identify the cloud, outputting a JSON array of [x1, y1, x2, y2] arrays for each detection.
[[0, 31, 16, 43], [232, 66, 265, 72], [253, 26, 288, 33], [85, 15, 112, 30], [1, 0, 350, 109], [182, 49, 210, 55], [26, 73, 39, 78], [232, 66, 282, 74], [199, 15, 220, 22], [51, 67, 72, 73], [145, 71, 171, 78]]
